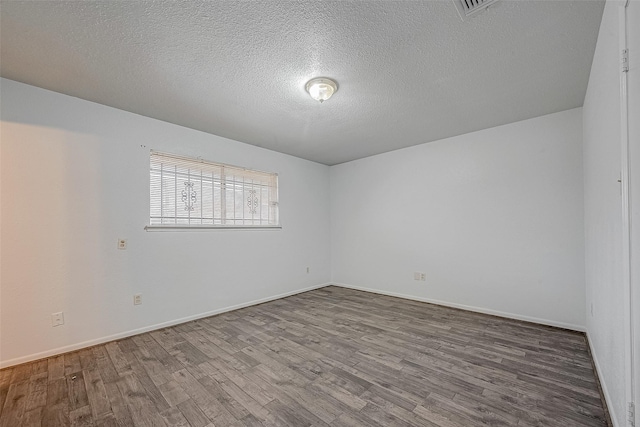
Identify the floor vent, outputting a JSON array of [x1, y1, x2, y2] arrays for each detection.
[[453, 0, 500, 20]]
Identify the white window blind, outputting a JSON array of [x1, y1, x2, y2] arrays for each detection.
[[149, 151, 279, 228]]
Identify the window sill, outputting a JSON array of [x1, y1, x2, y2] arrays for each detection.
[[145, 225, 282, 232]]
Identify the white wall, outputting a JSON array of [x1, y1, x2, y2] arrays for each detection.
[[331, 108, 585, 330], [0, 78, 332, 367], [630, 0, 640, 422], [583, 1, 633, 425]]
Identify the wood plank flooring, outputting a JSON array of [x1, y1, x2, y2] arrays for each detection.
[[0, 286, 609, 426]]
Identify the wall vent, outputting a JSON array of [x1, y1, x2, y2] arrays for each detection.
[[452, 0, 500, 21]]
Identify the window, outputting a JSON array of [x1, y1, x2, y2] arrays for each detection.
[[148, 151, 279, 229]]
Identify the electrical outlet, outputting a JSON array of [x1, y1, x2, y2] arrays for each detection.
[[414, 272, 421, 280], [51, 312, 64, 327], [420, 273, 426, 281], [117, 239, 127, 250], [133, 294, 142, 305]]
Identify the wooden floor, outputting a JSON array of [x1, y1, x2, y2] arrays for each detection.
[[0, 286, 609, 426]]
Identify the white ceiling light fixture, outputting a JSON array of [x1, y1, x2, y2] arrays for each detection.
[[305, 77, 338, 103]]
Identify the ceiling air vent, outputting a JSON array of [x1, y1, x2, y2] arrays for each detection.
[[452, 0, 499, 21]]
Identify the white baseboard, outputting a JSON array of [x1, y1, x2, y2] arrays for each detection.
[[585, 332, 619, 427], [330, 282, 586, 332], [0, 282, 331, 369]]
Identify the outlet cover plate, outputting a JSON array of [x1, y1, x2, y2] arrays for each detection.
[[51, 312, 64, 327]]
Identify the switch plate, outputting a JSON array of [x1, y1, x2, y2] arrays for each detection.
[[414, 272, 421, 281], [117, 239, 127, 250], [420, 273, 426, 281], [133, 294, 142, 305], [306, 267, 310, 274], [51, 312, 64, 327]]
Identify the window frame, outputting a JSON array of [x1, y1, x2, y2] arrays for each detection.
[[145, 151, 281, 231]]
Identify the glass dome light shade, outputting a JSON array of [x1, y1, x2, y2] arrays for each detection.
[[305, 78, 338, 103]]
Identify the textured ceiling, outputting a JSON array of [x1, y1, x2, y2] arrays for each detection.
[[1, 0, 604, 165]]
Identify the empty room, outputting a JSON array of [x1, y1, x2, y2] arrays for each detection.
[[1, 0, 639, 426]]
